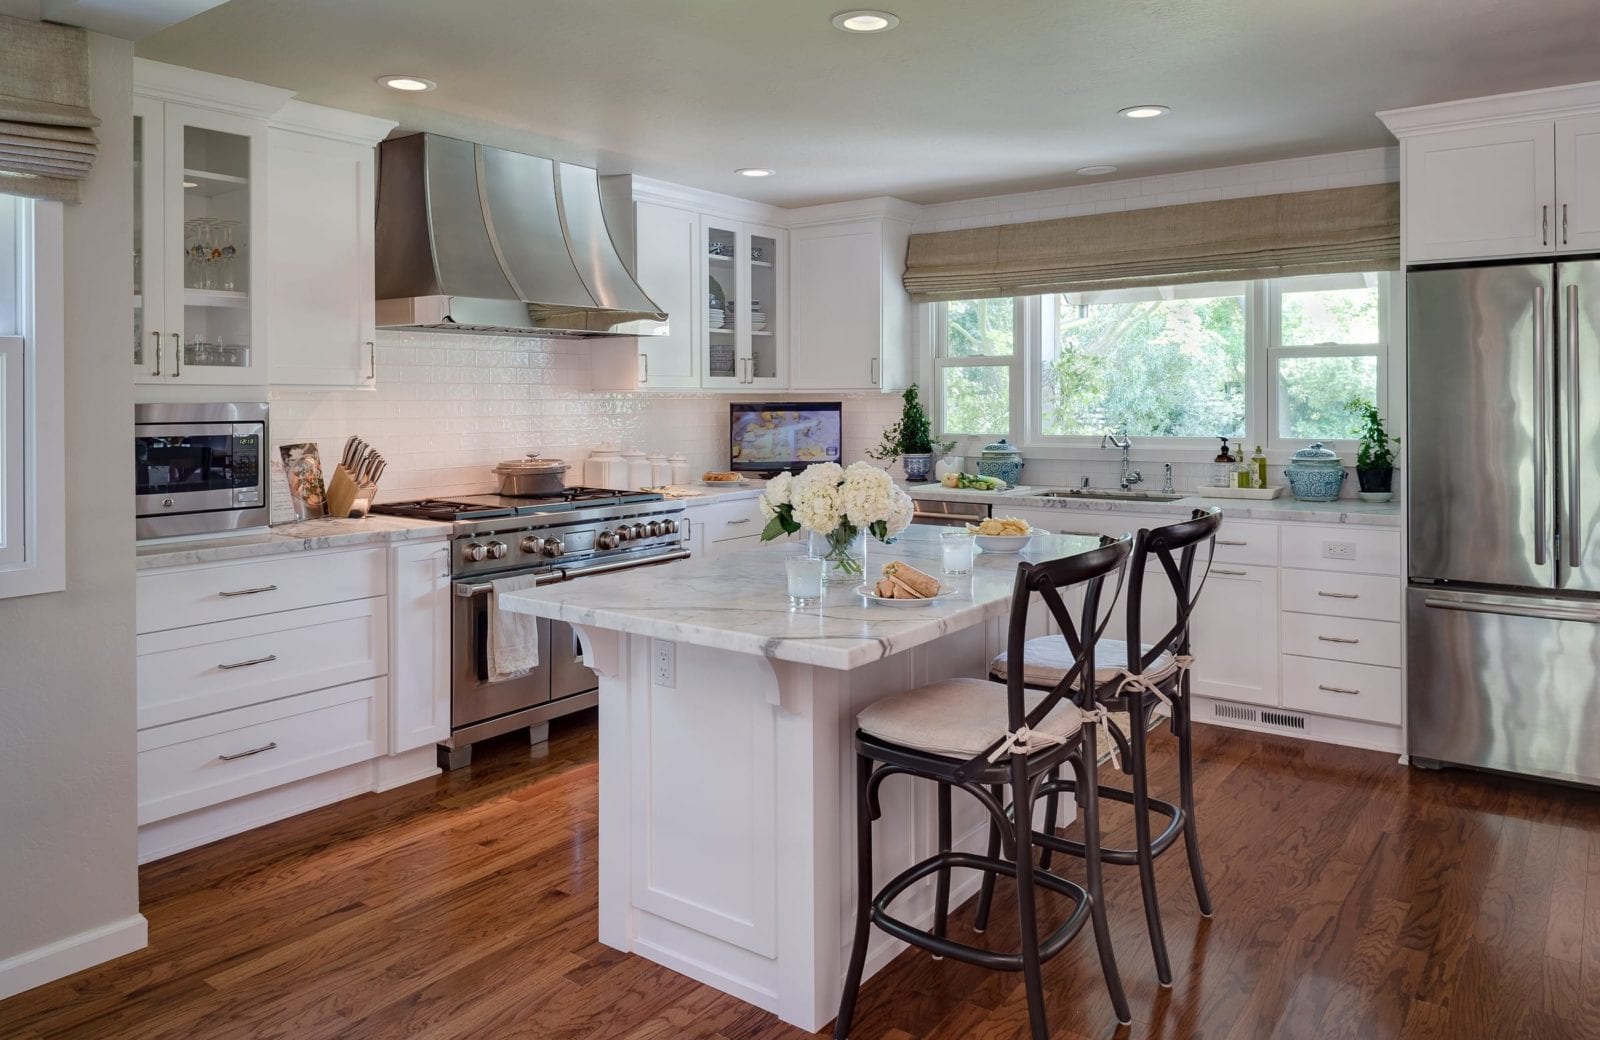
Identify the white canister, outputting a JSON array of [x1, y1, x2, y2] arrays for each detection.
[[668, 453, 690, 485], [584, 443, 626, 488], [623, 450, 651, 490], [649, 454, 671, 486], [935, 455, 965, 481]]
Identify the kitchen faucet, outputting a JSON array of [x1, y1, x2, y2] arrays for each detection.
[[1101, 428, 1142, 490]]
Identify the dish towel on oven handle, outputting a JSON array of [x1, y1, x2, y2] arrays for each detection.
[[488, 573, 543, 681]]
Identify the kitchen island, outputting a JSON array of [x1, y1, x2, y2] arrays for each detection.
[[499, 525, 1106, 1030]]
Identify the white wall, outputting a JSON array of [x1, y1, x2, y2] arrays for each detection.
[[268, 331, 905, 515], [0, 32, 145, 998]]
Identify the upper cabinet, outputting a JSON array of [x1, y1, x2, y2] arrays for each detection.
[[1381, 82, 1600, 263], [701, 218, 786, 390], [787, 208, 915, 392], [265, 102, 396, 388]]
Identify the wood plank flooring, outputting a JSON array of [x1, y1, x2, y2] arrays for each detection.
[[4, 712, 1600, 1039]]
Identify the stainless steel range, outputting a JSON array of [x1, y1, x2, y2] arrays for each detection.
[[372, 488, 689, 768]]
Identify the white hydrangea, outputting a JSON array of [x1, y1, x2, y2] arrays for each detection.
[[885, 487, 914, 536], [840, 462, 896, 529], [790, 462, 845, 534], [764, 471, 794, 506]]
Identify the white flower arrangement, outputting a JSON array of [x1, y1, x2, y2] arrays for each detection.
[[760, 462, 913, 575]]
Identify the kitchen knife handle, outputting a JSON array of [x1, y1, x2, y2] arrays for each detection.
[[1534, 284, 1549, 567]]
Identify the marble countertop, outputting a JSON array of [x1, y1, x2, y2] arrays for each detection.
[[906, 484, 1401, 527], [498, 525, 1104, 670], [670, 481, 766, 507], [136, 515, 450, 570]]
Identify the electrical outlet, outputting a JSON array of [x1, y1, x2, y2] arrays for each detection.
[[651, 639, 675, 689], [1323, 541, 1356, 560]]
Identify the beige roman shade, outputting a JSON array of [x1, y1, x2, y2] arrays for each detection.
[[903, 183, 1399, 302], [0, 14, 99, 204]]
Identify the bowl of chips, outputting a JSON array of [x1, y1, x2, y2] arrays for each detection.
[[966, 515, 1035, 553]]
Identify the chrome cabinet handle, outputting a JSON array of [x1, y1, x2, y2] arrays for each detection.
[[151, 331, 162, 376], [1534, 284, 1549, 567], [1543, 204, 1550, 246], [639, 353, 649, 384], [1217, 539, 1248, 546], [1317, 635, 1359, 644], [171, 332, 181, 377], [218, 741, 277, 762], [725, 517, 752, 525], [218, 654, 277, 671], [219, 584, 278, 598], [1317, 684, 1360, 695], [870, 356, 879, 385], [366, 341, 376, 381], [1567, 284, 1582, 569], [1317, 590, 1359, 599], [1563, 203, 1569, 245], [1213, 567, 1247, 576]]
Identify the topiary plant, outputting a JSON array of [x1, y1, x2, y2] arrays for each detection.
[[1347, 397, 1399, 471], [870, 384, 950, 460]]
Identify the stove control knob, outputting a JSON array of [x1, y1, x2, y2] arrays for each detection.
[[645, 521, 663, 537], [542, 538, 565, 558], [486, 541, 509, 560], [464, 542, 488, 562], [662, 519, 680, 535], [520, 536, 544, 555], [597, 530, 620, 550], [614, 525, 633, 542], [631, 523, 647, 540]]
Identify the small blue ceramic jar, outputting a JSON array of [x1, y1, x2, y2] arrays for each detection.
[[976, 438, 1024, 486], [1286, 442, 1347, 502]]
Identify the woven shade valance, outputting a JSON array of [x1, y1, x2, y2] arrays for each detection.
[[903, 183, 1399, 302], [0, 14, 99, 204]]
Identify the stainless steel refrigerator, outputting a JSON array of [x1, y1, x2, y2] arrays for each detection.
[[1408, 259, 1600, 787]]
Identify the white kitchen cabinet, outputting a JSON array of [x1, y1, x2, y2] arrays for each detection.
[[788, 214, 913, 392], [388, 539, 451, 753], [591, 196, 702, 391], [1188, 563, 1279, 707], [685, 496, 767, 559], [265, 102, 395, 388], [1556, 113, 1600, 251], [702, 218, 786, 390]]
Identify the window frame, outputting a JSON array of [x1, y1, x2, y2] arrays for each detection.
[[1265, 271, 1390, 452], [932, 295, 1024, 442], [0, 194, 66, 599]]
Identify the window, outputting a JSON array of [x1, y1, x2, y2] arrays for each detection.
[[933, 272, 1392, 456]]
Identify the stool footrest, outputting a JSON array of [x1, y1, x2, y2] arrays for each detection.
[[1029, 783, 1187, 864]]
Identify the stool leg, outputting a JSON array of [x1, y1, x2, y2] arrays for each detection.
[[934, 782, 952, 947], [1038, 766, 1061, 871], [1176, 685, 1214, 917], [973, 782, 1004, 933], [833, 753, 874, 1040], [1129, 695, 1173, 986], [1010, 756, 1051, 1040], [1073, 735, 1131, 1026]]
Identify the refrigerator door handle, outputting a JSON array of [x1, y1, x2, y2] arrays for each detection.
[[1423, 590, 1600, 624], [1568, 284, 1583, 569], [1535, 284, 1550, 567]]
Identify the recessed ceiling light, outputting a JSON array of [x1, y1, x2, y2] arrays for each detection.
[[735, 168, 774, 178], [1119, 105, 1170, 119], [378, 75, 437, 93], [831, 10, 899, 32], [1075, 165, 1118, 176]]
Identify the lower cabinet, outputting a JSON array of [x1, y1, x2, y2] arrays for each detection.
[[1188, 563, 1280, 707], [685, 496, 767, 559], [388, 538, 451, 752]]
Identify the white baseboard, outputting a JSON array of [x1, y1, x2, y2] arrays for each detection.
[[373, 745, 440, 792], [0, 914, 148, 1001], [1193, 695, 1403, 754]]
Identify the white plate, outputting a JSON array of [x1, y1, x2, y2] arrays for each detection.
[[854, 583, 959, 606], [700, 477, 748, 487], [974, 533, 1035, 553]]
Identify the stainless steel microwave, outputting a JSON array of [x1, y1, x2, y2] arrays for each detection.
[[135, 402, 269, 539]]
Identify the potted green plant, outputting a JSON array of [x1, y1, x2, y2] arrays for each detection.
[[1347, 397, 1399, 501], [870, 384, 951, 482]]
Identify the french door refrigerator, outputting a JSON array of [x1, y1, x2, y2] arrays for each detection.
[[1408, 259, 1600, 787]]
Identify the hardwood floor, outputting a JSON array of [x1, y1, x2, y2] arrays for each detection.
[[4, 712, 1599, 1039]]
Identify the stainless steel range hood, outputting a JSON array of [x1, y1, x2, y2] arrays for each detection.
[[375, 134, 667, 338]]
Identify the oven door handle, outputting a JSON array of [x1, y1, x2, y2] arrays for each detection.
[[453, 549, 693, 598], [454, 571, 568, 598]]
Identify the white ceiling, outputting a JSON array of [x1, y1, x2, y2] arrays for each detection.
[[135, 0, 1600, 207]]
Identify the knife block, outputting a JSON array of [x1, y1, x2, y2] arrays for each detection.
[[326, 465, 379, 519]]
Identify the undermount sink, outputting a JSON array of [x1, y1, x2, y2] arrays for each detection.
[[1036, 488, 1187, 503]]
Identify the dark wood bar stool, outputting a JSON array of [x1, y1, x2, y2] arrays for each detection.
[[832, 535, 1135, 1040], [984, 507, 1223, 988]]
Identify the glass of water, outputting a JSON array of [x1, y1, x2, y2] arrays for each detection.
[[786, 554, 826, 607], [941, 529, 975, 575]]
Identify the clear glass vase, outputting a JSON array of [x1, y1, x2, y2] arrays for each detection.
[[809, 526, 867, 585]]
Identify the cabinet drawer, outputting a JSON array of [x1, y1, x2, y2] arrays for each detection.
[[1280, 525, 1401, 577], [1281, 613, 1401, 667], [1212, 520, 1278, 566], [137, 597, 388, 730], [138, 547, 386, 633], [695, 498, 766, 543], [137, 679, 383, 825], [1280, 656, 1402, 725], [1280, 568, 1401, 623]]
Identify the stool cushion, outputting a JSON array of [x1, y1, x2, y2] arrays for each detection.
[[989, 637, 1177, 688], [857, 677, 1083, 759]]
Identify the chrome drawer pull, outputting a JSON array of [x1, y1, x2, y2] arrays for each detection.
[[1317, 591, 1359, 599], [218, 654, 277, 671], [219, 584, 278, 598], [1213, 568, 1248, 576], [1217, 539, 1248, 546], [1317, 635, 1359, 644], [1317, 684, 1360, 695], [725, 517, 752, 525], [218, 741, 277, 761]]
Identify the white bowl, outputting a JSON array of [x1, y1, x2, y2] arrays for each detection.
[[974, 533, 1034, 553]]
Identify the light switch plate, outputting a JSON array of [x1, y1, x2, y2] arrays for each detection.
[[1323, 541, 1356, 560], [651, 639, 675, 688]]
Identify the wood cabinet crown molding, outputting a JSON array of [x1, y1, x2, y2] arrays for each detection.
[[1379, 78, 1600, 136]]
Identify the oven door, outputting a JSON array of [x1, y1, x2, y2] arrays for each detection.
[[135, 422, 266, 518], [548, 619, 599, 702], [453, 582, 553, 730]]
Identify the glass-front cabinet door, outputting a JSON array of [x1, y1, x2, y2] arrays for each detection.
[[133, 98, 266, 385], [699, 217, 786, 390]]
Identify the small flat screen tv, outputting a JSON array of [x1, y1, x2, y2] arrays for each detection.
[[730, 402, 843, 475]]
